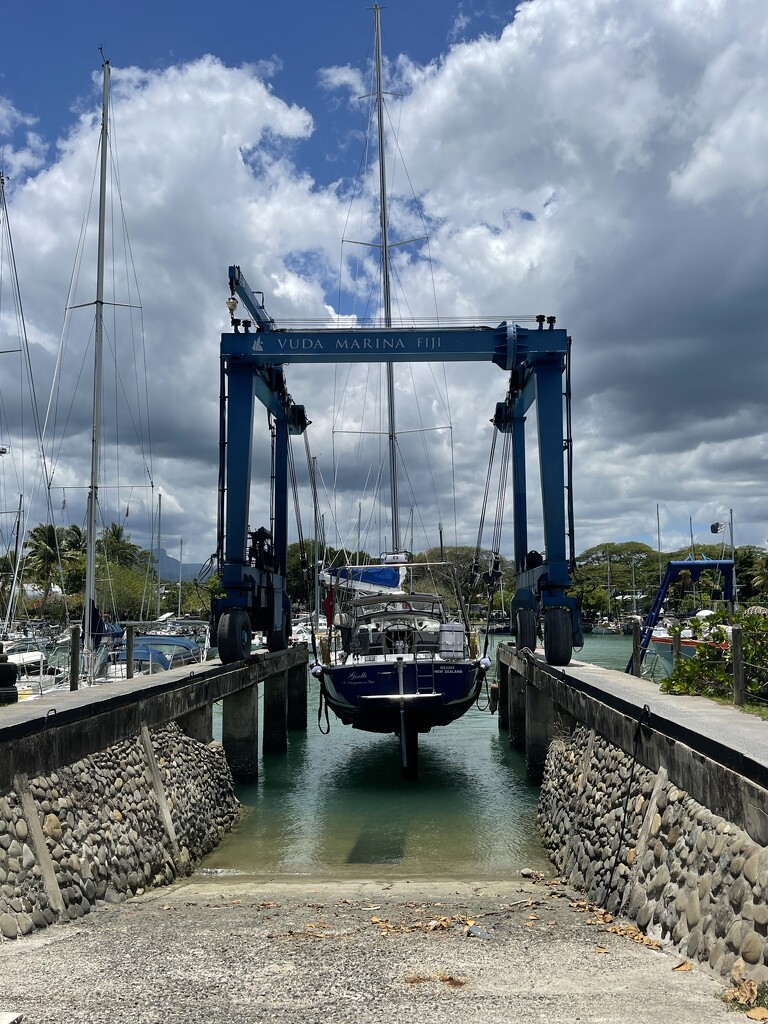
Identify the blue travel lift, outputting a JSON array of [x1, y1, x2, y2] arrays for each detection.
[[624, 558, 736, 674], [213, 266, 582, 666]]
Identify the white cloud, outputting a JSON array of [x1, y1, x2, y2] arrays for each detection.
[[1, 0, 767, 578]]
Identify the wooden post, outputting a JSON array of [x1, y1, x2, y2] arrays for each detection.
[[140, 725, 184, 870], [14, 772, 66, 917], [632, 620, 642, 677], [126, 624, 135, 680], [732, 624, 745, 707], [69, 624, 80, 691], [672, 631, 681, 666]]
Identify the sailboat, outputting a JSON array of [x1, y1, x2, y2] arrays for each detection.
[[311, 6, 489, 775]]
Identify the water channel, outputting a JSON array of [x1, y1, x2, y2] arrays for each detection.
[[201, 632, 635, 880]]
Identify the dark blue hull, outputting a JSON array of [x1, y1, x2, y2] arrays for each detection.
[[323, 659, 482, 734]]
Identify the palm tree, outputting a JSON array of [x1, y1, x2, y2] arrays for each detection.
[[61, 523, 87, 595], [751, 554, 768, 601], [0, 551, 17, 621], [23, 523, 71, 613], [99, 522, 141, 567], [63, 524, 87, 555]]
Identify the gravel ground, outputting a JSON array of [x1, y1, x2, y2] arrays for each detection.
[[0, 875, 737, 1024]]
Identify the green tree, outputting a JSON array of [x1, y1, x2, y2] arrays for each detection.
[[0, 551, 17, 620], [574, 542, 658, 619], [99, 522, 141, 567], [750, 553, 768, 602], [23, 523, 74, 613], [61, 523, 87, 594]]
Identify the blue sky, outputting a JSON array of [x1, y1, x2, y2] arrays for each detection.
[[1, 0, 767, 571], [1, 0, 510, 178]]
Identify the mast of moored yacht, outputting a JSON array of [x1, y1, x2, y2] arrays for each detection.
[[373, 3, 400, 553], [83, 58, 110, 684]]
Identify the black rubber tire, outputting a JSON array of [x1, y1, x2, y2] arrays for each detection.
[[544, 608, 573, 666], [0, 662, 19, 685], [217, 609, 252, 663], [515, 609, 537, 653], [0, 685, 19, 705]]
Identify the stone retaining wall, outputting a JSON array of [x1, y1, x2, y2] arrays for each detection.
[[0, 722, 240, 940], [539, 723, 768, 982]]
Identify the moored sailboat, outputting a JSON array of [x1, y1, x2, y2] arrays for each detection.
[[309, 6, 489, 776]]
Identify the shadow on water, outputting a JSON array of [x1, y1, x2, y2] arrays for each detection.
[[203, 649, 552, 879]]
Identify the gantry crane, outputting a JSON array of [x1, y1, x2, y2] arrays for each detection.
[[213, 266, 581, 665]]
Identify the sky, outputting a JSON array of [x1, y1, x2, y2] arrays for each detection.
[[1, 0, 767, 575]]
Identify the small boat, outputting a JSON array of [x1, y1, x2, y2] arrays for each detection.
[[591, 619, 621, 635], [104, 645, 171, 678], [131, 633, 205, 667], [646, 611, 730, 674]]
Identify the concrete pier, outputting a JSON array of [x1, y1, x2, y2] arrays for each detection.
[[0, 646, 309, 792], [262, 670, 287, 752], [222, 683, 260, 779], [286, 659, 308, 729], [507, 664, 526, 751], [524, 666, 557, 782], [496, 641, 768, 845], [177, 703, 213, 744]]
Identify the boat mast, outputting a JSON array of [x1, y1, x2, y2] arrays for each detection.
[[373, 3, 400, 553], [156, 492, 162, 619], [83, 58, 110, 683]]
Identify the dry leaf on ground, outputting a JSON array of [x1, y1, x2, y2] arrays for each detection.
[[723, 980, 758, 1005]]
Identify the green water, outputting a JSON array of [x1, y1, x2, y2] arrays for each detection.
[[201, 634, 630, 880], [576, 631, 634, 671]]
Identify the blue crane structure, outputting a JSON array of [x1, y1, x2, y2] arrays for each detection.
[[213, 265, 583, 665]]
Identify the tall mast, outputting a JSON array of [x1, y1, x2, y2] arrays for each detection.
[[373, 3, 400, 552], [156, 492, 162, 619], [83, 59, 110, 683]]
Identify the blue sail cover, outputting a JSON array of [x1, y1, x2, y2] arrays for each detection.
[[328, 565, 403, 589]]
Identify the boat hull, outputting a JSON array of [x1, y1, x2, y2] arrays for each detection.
[[323, 658, 482, 734], [648, 635, 728, 672]]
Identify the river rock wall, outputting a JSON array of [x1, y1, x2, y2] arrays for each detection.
[[0, 721, 240, 940], [539, 723, 768, 983]]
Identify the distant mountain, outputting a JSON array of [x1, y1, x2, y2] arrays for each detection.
[[157, 547, 205, 582]]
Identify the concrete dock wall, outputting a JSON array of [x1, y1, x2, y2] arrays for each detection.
[[497, 644, 768, 982], [0, 722, 240, 941], [540, 725, 768, 983]]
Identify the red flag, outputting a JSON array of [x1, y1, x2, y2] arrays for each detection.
[[323, 585, 334, 626]]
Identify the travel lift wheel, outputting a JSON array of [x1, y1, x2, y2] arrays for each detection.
[[544, 607, 573, 666], [217, 608, 252, 663], [515, 609, 537, 654]]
